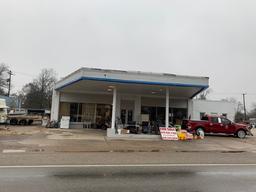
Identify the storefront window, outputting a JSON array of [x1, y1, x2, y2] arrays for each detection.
[[96, 104, 112, 128], [141, 106, 187, 125], [121, 109, 126, 124], [60, 102, 112, 127], [141, 106, 165, 125], [127, 110, 133, 123], [156, 107, 165, 125], [172, 108, 187, 125], [70, 103, 82, 122], [82, 103, 96, 122]]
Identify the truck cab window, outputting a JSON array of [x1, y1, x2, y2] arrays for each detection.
[[221, 118, 231, 125], [201, 116, 208, 121], [211, 117, 219, 124], [200, 112, 206, 120]]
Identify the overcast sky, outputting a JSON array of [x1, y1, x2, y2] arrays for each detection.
[[0, 0, 256, 108]]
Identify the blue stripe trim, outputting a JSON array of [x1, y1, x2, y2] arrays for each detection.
[[56, 76, 208, 91], [56, 78, 83, 91]]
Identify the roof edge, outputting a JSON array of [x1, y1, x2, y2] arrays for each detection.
[[57, 67, 209, 85], [55, 76, 209, 91], [80, 67, 209, 80]]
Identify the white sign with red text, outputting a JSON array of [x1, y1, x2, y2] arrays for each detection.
[[159, 127, 178, 141]]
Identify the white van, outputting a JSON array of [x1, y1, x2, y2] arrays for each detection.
[[0, 99, 8, 124]]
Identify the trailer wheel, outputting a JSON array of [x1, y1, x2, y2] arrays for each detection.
[[19, 119, 27, 126], [10, 119, 18, 125], [28, 120, 33, 125]]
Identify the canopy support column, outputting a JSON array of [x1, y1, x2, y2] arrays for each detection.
[[111, 87, 117, 129], [165, 88, 170, 128]]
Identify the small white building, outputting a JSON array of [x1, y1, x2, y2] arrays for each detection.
[[50, 68, 235, 136], [188, 99, 236, 121]]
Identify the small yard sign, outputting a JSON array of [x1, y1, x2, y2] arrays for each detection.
[[159, 127, 178, 141]]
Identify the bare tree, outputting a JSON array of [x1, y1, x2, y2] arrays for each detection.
[[197, 89, 212, 100], [221, 97, 242, 111], [248, 103, 256, 118], [222, 97, 244, 122], [22, 69, 57, 109], [0, 63, 10, 95], [221, 97, 237, 103]]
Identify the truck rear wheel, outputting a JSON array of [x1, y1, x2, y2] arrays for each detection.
[[237, 130, 246, 139], [195, 127, 204, 136]]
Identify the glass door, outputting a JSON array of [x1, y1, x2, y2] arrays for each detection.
[[121, 109, 133, 125]]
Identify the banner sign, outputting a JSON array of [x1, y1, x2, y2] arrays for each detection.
[[159, 127, 178, 141]]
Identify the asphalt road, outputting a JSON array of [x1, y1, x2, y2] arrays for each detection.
[[1, 164, 256, 192], [2, 151, 256, 166]]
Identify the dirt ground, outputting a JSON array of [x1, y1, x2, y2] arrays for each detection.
[[0, 125, 256, 154]]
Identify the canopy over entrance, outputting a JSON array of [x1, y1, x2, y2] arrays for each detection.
[[55, 68, 209, 99]]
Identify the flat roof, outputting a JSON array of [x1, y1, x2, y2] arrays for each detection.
[[55, 67, 209, 98], [59, 67, 208, 82]]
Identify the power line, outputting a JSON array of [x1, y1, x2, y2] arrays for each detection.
[[12, 71, 36, 78], [210, 92, 256, 96]]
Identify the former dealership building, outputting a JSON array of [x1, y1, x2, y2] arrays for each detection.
[[51, 68, 236, 136]]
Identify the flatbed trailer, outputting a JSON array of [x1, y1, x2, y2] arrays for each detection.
[[8, 114, 42, 125]]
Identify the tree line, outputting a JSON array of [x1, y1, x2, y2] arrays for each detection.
[[1, 63, 256, 121], [0, 63, 57, 109]]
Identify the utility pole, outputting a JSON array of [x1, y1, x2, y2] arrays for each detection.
[[242, 93, 247, 121], [7, 70, 14, 97]]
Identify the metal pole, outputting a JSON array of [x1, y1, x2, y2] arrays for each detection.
[[165, 88, 170, 128], [7, 70, 13, 97], [111, 87, 117, 129], [243, 93, 247, 121]]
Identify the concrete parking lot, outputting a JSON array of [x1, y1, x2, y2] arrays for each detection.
[[0, 125, 256, 166], [0, 125, 256, 153]]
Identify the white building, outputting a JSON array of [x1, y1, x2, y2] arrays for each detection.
[[51, 68, 235, 136], [188, 99, 236, 121]]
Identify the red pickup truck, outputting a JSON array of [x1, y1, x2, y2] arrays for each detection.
[[182, 115, 253, 139]]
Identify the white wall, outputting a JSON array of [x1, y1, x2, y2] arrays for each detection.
[[189, 99, 236, 121]]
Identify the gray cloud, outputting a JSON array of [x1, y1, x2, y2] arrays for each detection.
[[0, 0, 256, 107]]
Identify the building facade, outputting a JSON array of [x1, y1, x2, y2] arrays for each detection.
[[51, 68, 213, 136], [51, 68, 237, 136]]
